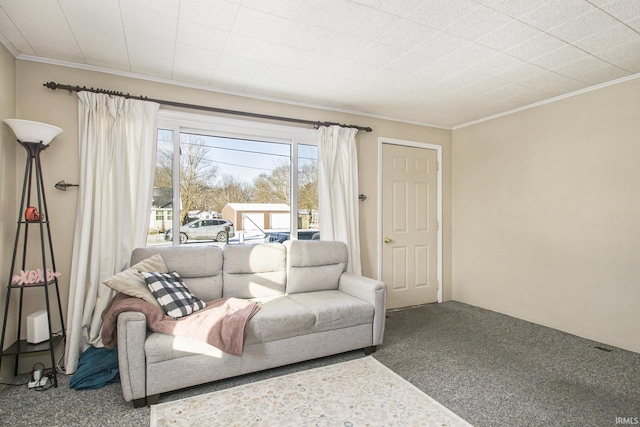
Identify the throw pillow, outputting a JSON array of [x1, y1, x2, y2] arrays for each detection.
[[141, 271, 206, 319], [103, 254, 168, 309]]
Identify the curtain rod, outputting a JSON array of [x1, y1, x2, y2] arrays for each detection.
[[43, 81, 373, 133]]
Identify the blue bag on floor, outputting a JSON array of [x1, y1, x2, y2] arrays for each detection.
[[69, 346, 120, 390]]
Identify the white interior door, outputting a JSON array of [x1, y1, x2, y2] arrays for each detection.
[[382, 143, 439, 309]]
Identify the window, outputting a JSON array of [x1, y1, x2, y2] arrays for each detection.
[[146, 112, 318, 247]]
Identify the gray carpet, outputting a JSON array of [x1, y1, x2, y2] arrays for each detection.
[[379, 302, 640, 427], [1, 301, 638, 426]]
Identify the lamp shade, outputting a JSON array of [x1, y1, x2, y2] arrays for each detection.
[[4, 119, 63, 145]]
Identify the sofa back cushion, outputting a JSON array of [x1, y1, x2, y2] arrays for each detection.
[[223, 243, 286, 298], [131, 246, 223, 301], [284, 240, 347, 294]]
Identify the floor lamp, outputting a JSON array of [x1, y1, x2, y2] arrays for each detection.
[[0, 119, 66, 388]]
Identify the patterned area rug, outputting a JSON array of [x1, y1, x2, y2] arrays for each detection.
[[150, 356, 473, 426]]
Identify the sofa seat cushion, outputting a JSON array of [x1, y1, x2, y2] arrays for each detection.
[[145, 332, 229, 364], [288, 291, 374, 332], [245, 296, 316, 345]]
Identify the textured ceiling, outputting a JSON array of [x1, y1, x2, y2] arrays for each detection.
[[1, 0, 639, 128]]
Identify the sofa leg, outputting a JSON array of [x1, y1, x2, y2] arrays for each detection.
[[132, 398, 147, 408], [132, 394, 160, 408], [364, 346, 377, 355]]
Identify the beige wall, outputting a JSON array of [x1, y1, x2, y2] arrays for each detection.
[[0, 43, 16, 386], [452, 77, 640, 353], [11, 59, 453, 347]]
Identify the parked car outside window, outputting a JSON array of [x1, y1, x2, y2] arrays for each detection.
[[265, 230, 319, 243], [165, 219, 235, 244]]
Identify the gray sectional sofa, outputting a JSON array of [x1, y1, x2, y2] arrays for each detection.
[[116, 240, 386, 407]]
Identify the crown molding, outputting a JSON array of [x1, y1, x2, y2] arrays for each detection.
[[452, 72, 640, 130]]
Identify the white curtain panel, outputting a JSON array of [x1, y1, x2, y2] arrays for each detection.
[[64, 92, 159, 374], [317, 126, 362, 275]]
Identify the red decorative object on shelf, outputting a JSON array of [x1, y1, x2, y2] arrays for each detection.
[[25, 206, 44, 222]]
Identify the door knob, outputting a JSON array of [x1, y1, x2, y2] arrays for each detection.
[[384, 237, 392, 244]]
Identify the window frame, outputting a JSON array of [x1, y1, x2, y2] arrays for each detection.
[[157, 110, 318, 246]]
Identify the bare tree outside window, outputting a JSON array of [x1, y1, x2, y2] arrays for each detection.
[[298, 144, 319, 231], [155, 134, 219, 224], [254, 159, 290, 204], [210, 174, 255, 213]]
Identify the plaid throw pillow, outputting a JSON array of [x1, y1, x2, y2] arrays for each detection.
[[140, 271, 206, 319]]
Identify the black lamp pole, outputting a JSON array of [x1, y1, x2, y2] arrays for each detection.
[[0, 138, 66, 387]]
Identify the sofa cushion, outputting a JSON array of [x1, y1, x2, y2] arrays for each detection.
[[141, 271, 206, 319], [288, 290, 374, 332], [283, 241, 347, 294], [244, 296, 316, 345], [223, 243, 286, 299], [131, 246, 223, 301], [144, 333, 230, 364], [104, 254, 168, 308]]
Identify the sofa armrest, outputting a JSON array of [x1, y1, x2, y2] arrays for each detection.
[[116, 311, 148, 402], [338, 273, 387, 346]]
